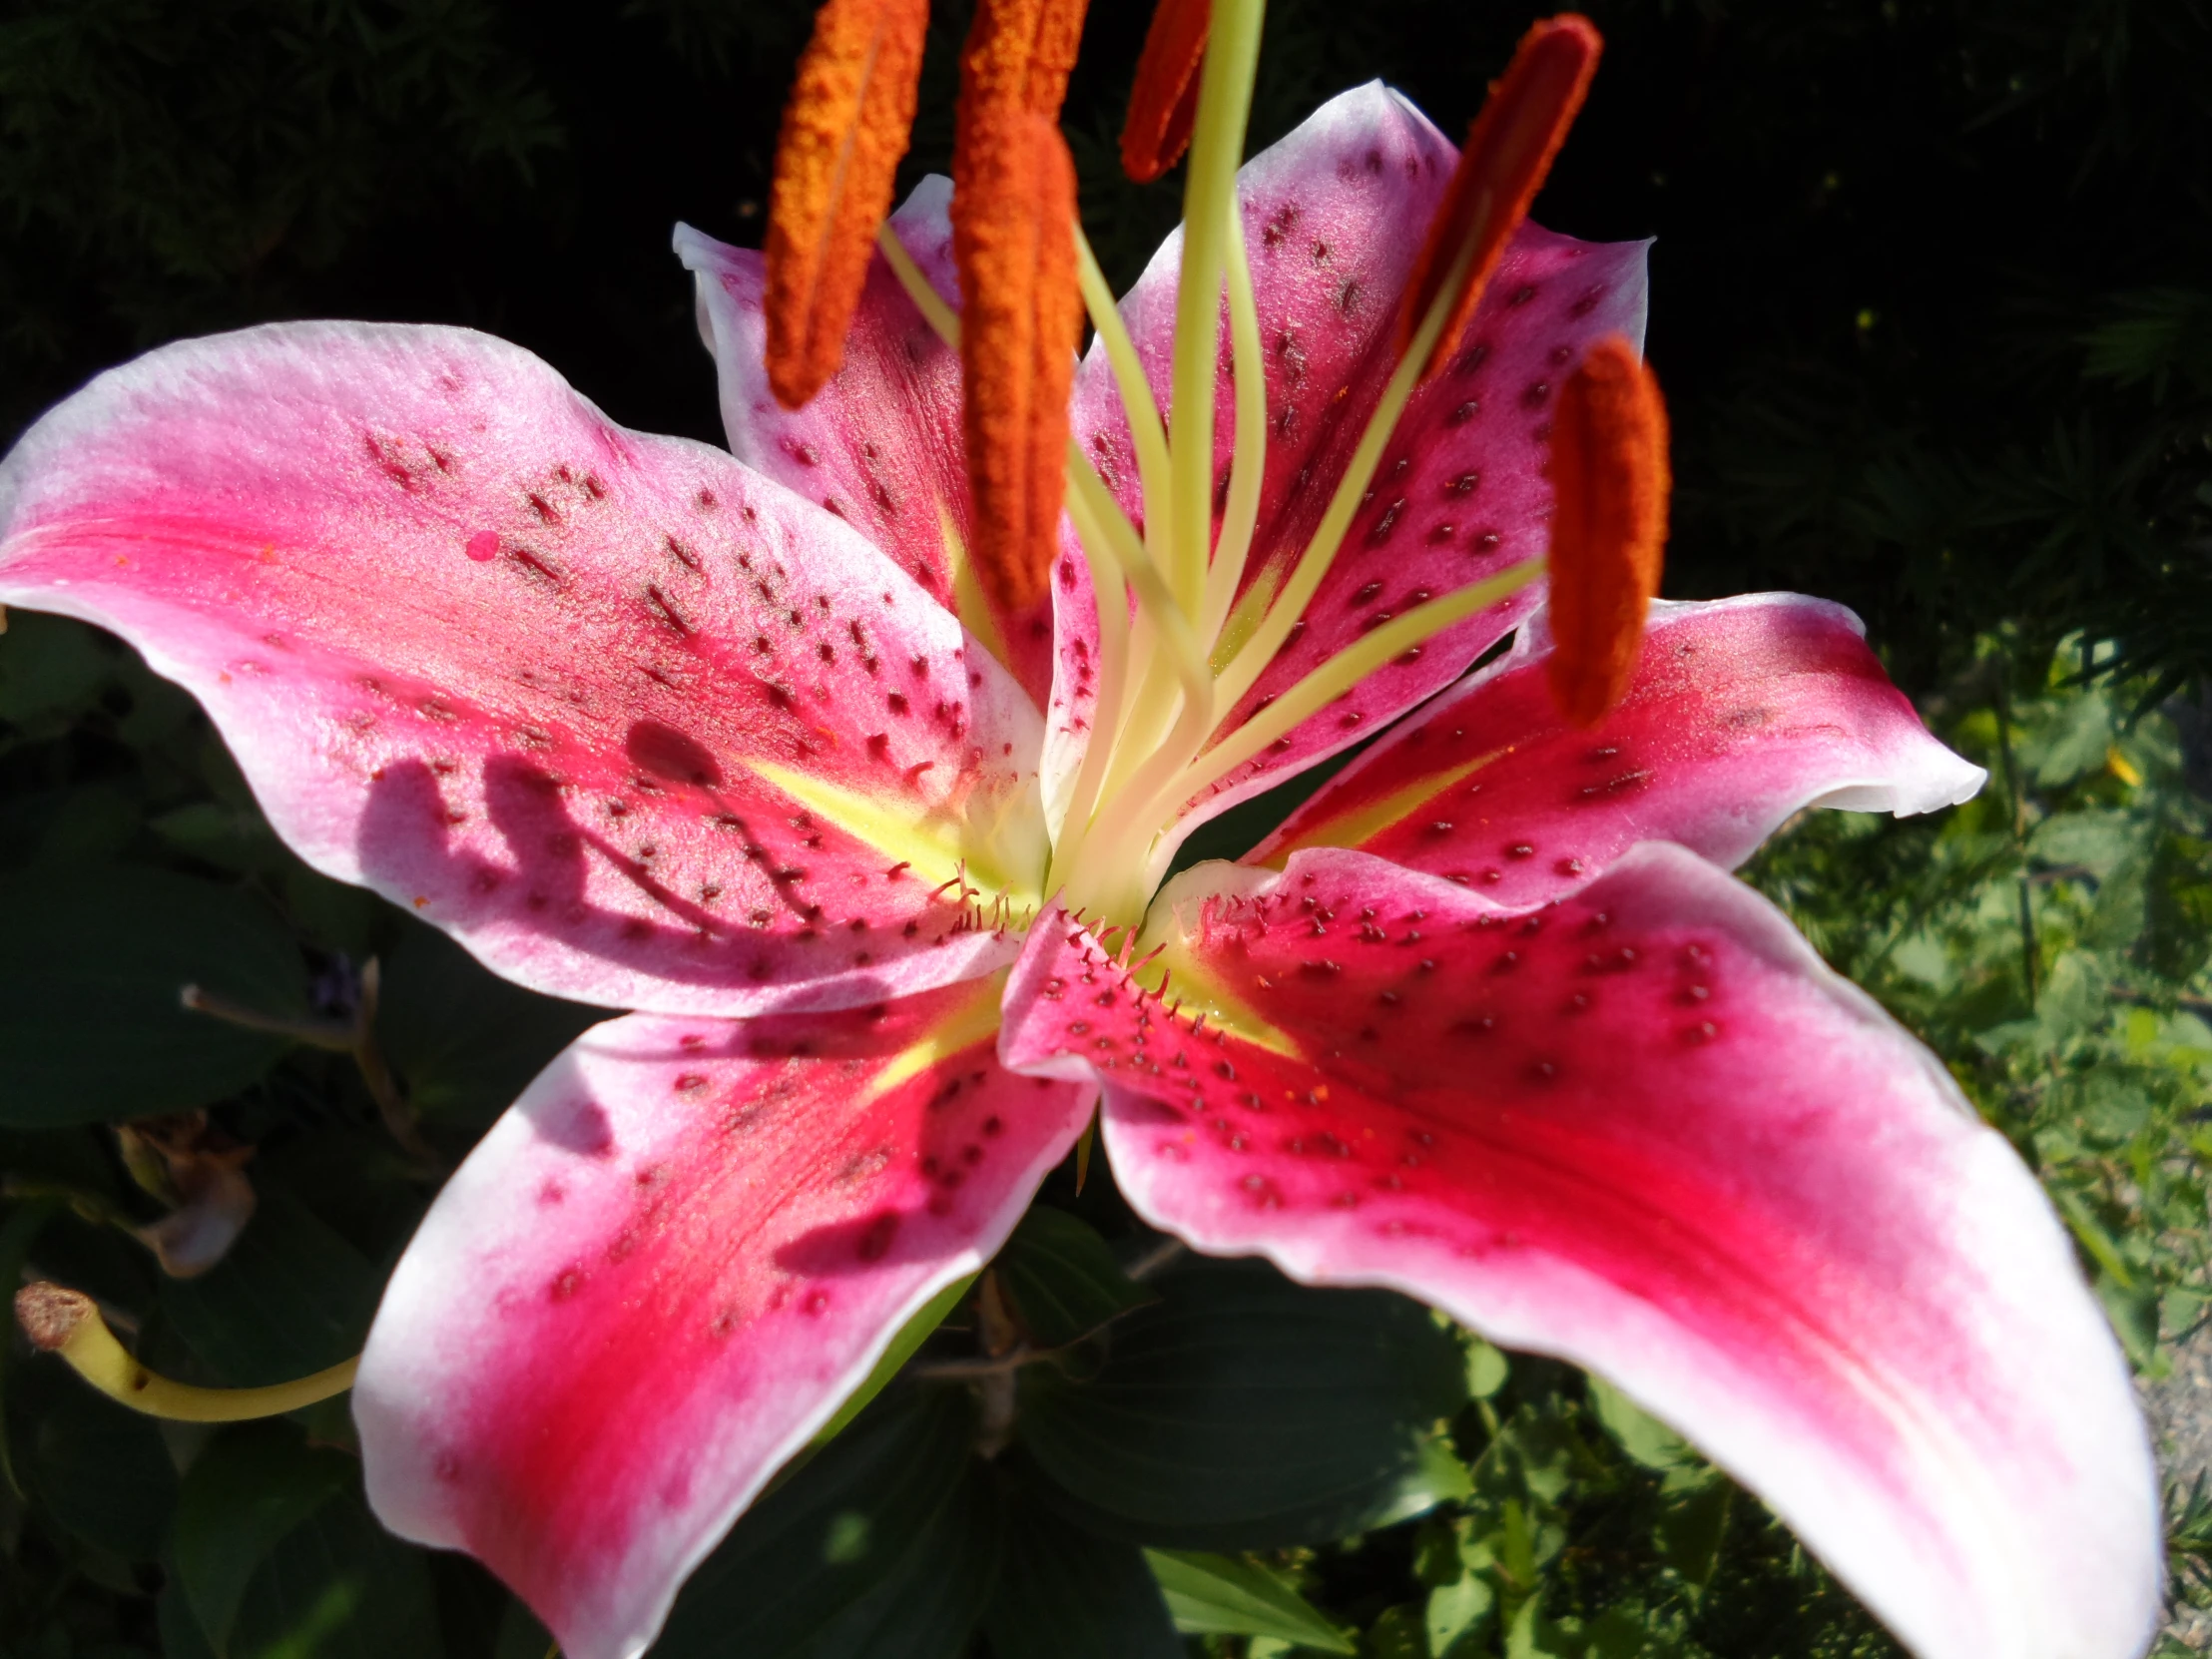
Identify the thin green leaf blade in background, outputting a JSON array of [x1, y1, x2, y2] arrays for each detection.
[[1144, 1548, 1355, 1653], [160, 1192, 381, 1387]]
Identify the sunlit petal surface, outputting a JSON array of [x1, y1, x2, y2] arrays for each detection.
[[679, 182, 1059, 708], [1067, 83, 1648, 839], [1250, 594, 1985, 899], [359, 979, 1089, 1659], [0, 322, 1049, 1016], [1000, 845, 2158, 1659]]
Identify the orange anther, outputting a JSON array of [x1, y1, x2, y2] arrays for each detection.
[[1543, 336, 1669, 728], [954, 0, 1090, 177], [1399, 15, 1600, 378], [1121, 0, 1210, 183], [764, 0, 930, 410], [954, 109, 1083, 613]]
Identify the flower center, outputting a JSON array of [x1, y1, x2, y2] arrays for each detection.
[[804, 4, 1656, 933]]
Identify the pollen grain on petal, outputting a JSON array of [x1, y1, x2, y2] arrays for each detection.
[[1544, 336, 1669, 729], [953, 109, 1082, 615], [1121, 0, 1210, 183], [764, 0, 931, 410], [1400, 14, 1601, 378]]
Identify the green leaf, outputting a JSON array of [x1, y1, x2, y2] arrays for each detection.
[[1144, 1549, 1354, 1653], [374, 921, 604, 1130], [1464, 1338, 1510, 1400], [1584, 1377, 1692, 1473], [993, 1205, 1157, 1349], [172, 1421, 354, 1654], [1017, 1258, 1469, 1548], [226, 1487, 444, 1659], [654, 1386, 998, 1659], [0, 865, 307, 1126], [985, 1486, 1182, 1659], [160, 1193, 380, 1387], [1655, 1480, 1733, 1596], [1426, 1572, 1496, 1657], [10, 1355, 179, 1560]]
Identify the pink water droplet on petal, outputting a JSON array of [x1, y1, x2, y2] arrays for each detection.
[[465, 531, 500, 562]]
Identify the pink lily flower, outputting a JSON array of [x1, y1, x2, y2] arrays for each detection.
[[0, 5, 2157, 1659]]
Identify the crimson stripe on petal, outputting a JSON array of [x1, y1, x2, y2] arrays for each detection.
[[999, 848, 2157, 1659], [0, 322, 1048, 1016], [1250, 594, 1984, 900], [357, 981, 1089, 1659]]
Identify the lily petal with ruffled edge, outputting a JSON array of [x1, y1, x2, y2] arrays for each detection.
[[999, 846, 2158, 1659], [1250, 594, 1986, 902], [1069, 83, 1649, 846], [358, 977, 1089, 1659], [0, 322, 1048, 1016]]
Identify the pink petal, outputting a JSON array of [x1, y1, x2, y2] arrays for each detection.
[[357, 979, 1090, 1659], [0, 321, 1050, 1016], [676, 184, 1058, 709], [1249, 594, 1984, 901], [999, 848, 2157, 1659], [1068, 84, 1649, 843]]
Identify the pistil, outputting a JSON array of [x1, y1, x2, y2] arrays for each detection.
[[16, 1283, 357, 1421]]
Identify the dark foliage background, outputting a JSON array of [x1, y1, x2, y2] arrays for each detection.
[[4, 2, 2212, 1657]]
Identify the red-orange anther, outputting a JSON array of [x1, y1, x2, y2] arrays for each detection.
[[954, 110, 1083, 613], [764, 0, 930, 410], [1121, 0, 1210, 182], [1399, 15, 1600, 379], [1544, 336, 1669, 728], [954, 0, 1090, 177]]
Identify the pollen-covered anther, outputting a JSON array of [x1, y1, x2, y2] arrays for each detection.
[[1544, 336, 1670, 728], [952, 107, 1083, 613], [954, 0, 1091, 173], [763, 0, 930, 409], [1399, 14, 1601, 378], [1121, 0, 1210, 183]]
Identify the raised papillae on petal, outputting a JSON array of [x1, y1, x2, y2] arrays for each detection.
[[1544, 335, 1668, 726], [1065, 86, 1650, 835], [359, 983, 1092, 1659], [677, 184, 1059, 709], [764, 0, 931, 409], [1121, 0, 1210, 183], [999, 847, 2158, 1659], [1248, 595, 1981, 902], [953, 111, 1083, 615], [0, 323, 1051, 1017], [1399, 15, 1600, 377]]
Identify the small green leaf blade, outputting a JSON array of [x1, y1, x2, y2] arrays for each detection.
[[10, 1356, 178, 1560], [1144, 1549, 1354, 1653]]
